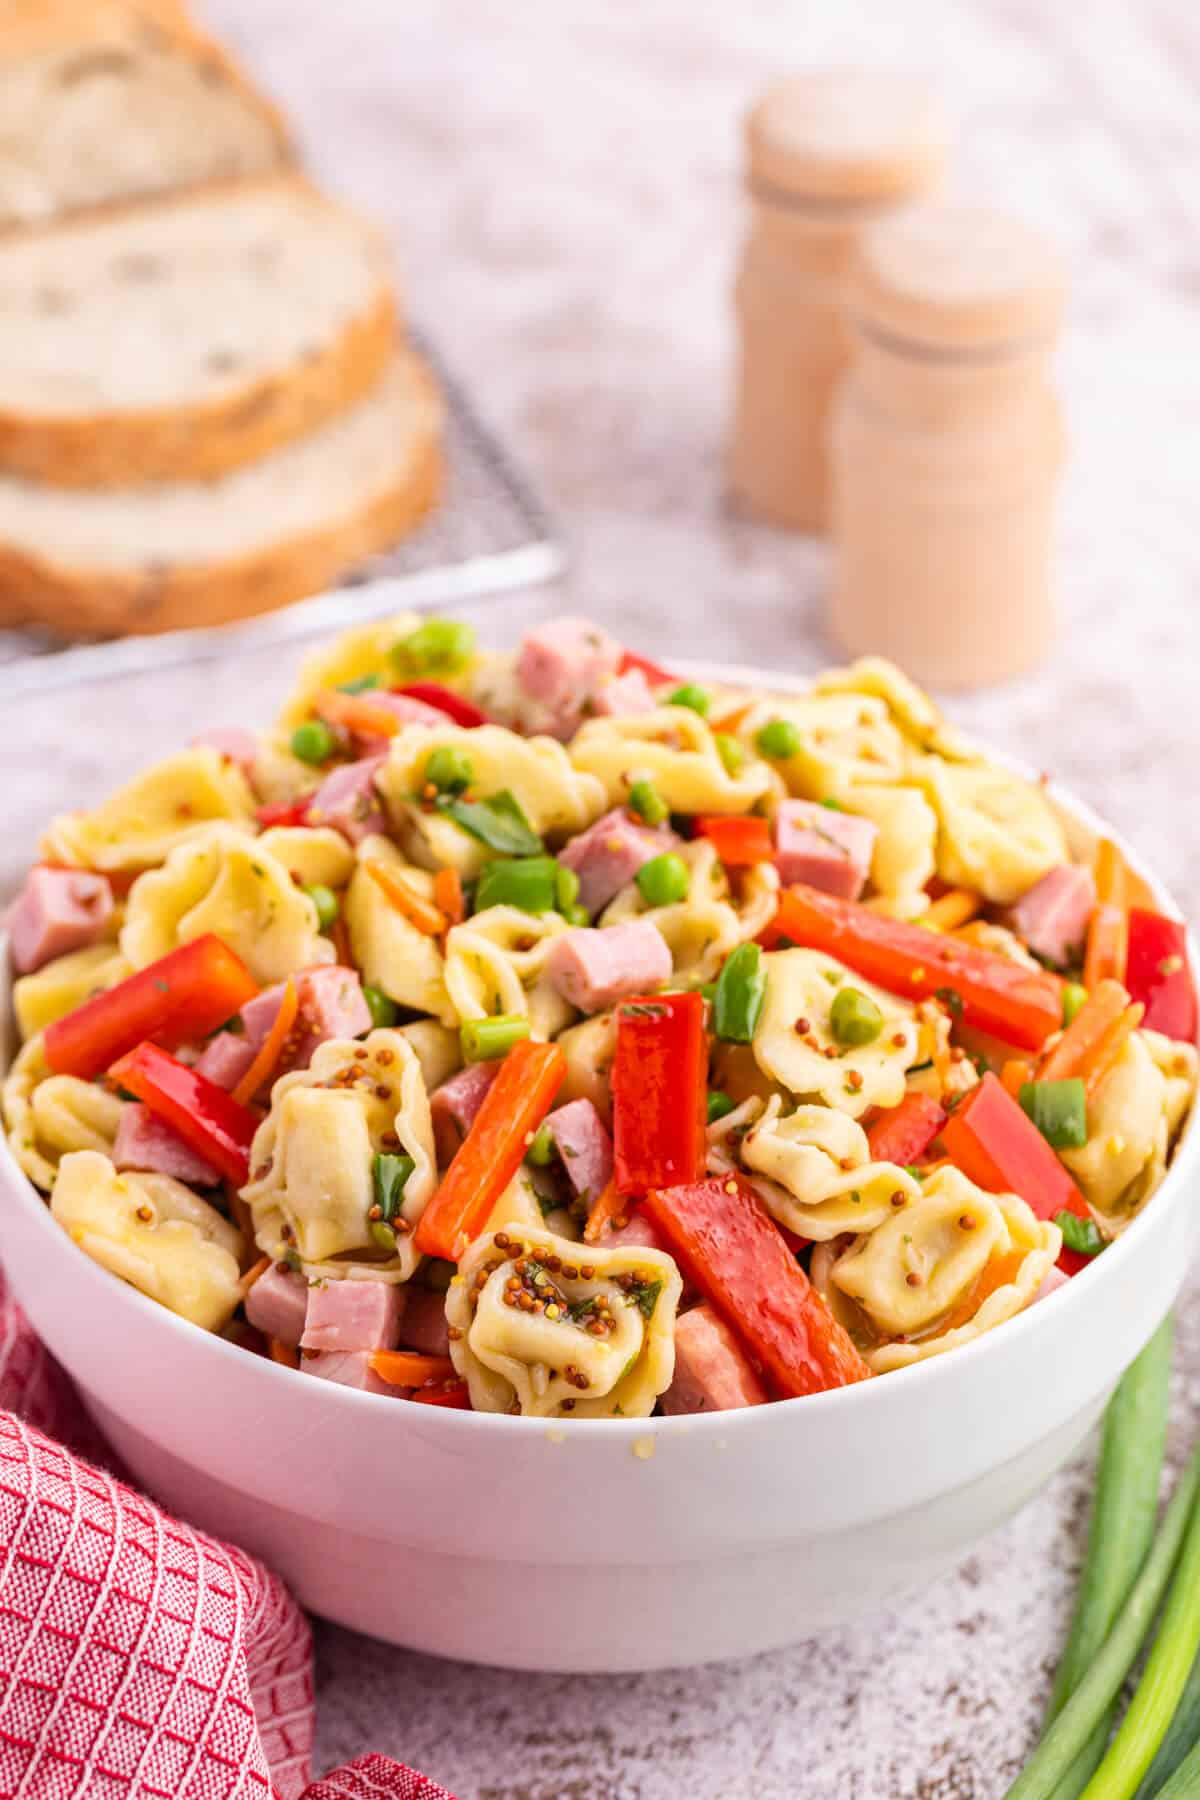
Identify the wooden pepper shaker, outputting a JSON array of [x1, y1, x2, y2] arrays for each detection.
[[828, 205, 1067, 688], [729, 71, 947, 533]]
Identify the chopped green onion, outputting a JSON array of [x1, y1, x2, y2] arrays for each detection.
[[714, 733, 746, 775], [423, 745, 474, 796], [821, 796, 843, 811], [369, 1219, 398, 1253], [337, 673, 380, 694], [667, 683, 711, 716], [636, 852, 691, 907], [1020, 1077, 1088, 1150], [475, 855, 559, 915], [437, 790, 543, 856], [392, 617, 476, 675], [755, 718, 801, 760], [460, 1013, 531, 1062], [303, 884, 339, 932], [1054, 1209, 1106, 1258], [561, 902, 590, 928], [362, 985, 398, 1029], [713, 942, 767, 1044], [1135, 1646, 1200, 1797], [628, 779, 668, 826], [707, 1089, 736, 1125], [830, 986, 884, 1048], [525, 1125, 556, 1166], [554, 864, 581, 912], [373, 1150, 415, 1222], [290, 719, 336, 765], [1062, 981, 1089, 1027]]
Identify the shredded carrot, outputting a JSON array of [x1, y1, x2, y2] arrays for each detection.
[[433, 867, 465, 927], [1000, 1058, 1034, 1100], [1082, 1001, 1144, 1102], [1083, 903, 1129, 991], [237, 1254, 271, 1298], [312, 687, 401, 739], [231, 977, 298, 1107], [331, 916, 352, 966], [923, 889, 983, 933], [1094, 838, 1127, 909], [269, 1338, 300, 1369], [938, 1250, 1027, 1336], [365, 859, 446, 936], [584, 1180, 629, 1246], [368, 1350, 456, 1388], [1038, 979, 1129, 1084]]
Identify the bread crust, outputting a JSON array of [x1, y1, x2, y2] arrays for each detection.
[[0, 352, 444, 637]]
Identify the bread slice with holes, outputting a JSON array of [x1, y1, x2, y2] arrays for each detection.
[[0, 176, 399, 486], [0, 349, 443, 636], [0, 1, 291, 230]]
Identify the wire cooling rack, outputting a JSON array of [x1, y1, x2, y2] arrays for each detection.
[[0, 329, 566, 696]]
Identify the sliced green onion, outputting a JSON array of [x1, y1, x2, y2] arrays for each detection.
[[706, 1089, 736, 1125], [337, 672, 380, 694], [461, 1013, 531, 1062], [667, 683, 710, 716], [423, 744, 474, 796], [554, 864, 581, 912], [303, 884, 339, 931], [1131, 1637, 1200, 1796], [1055, 1210, 1106, 1259], [821, 796, 843, 811], [290, 719, 336, 765], [560, 902, 590, 928], [437, 790, 543, 856], [362, 985, 398, 1029], [628, 779, 668, 826], [373, 1150, 415, 1222], [714, 733, 746, 775], [755, 717, 801, 760], [1020, 1077, 1088, 1150], [474, 855, 558, 915], [713, 942, 767, 1044], [830, 985, 884, 1048], [369, 1219, 398, 1253], [636, 852, 690, 907], [392, 617, 476, 675], [525, 1125, 556, 1166], [1063, 981, 1089, 1027]]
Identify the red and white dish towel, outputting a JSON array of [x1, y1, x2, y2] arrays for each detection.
[[0, 1273, 456, 1799]]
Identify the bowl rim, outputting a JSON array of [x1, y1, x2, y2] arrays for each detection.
[[4, 656, 1197, 1442]]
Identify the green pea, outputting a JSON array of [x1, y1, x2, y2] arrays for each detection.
[[461, 1014, 531, 1062], [755, 717, 802, 760], [1062, 981, 1089, 1027], [362, 985, 398, 1029], [714, 733, 746, 775], [707, 1089, 736, 1125], [392, 617, 476, 675], [303, 884, 339, 932], [526, 1125, 556, 1166], [423, 745, 474, 795], [628, 779, 669, 826], [667, 683, 711, 717], [829, 985, 884, 1047], [636, 852, 691, 907], [290, 719, 337, 765]]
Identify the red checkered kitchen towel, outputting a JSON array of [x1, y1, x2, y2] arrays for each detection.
[[0, 1273, 456, 1800]]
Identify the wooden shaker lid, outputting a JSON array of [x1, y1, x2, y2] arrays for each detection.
[[746, 70, 948, 204], [851, 204, 1066, 350]]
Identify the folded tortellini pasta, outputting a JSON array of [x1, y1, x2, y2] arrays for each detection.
[[276, 611, 425, 729], [601, 838, 778, 983], [1059, 1030, 1195, 1227], [447, 1225, 682, 1417], [256, 825, 356, 891], [42, 748, 255, 872], [4, 1034, 125, 1191], [916, 759, 1068, 906], [13, 942, 131, 1042], [343, 835, 453, 1023], [444, 905, 573, 1040], [752, 948, 919, 1120], [570, 709, 771, 815], [735, 691, 911, 799]]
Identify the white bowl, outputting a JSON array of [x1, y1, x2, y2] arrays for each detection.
[[2, 668, 1197, 1672]]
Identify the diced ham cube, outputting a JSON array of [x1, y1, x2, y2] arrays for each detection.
[[196, 966, 371, 1089], [430, 1061, 498, 1166], [8, 866, 113, 975], [190, 727, 257, 776], [547, 919, 673, 1014], [401, 1287, 451, 1358], [601, 1211, 672, 1255], [301, 1280, 406, 1354], [544, 1098, 614, 1205], [660, 1306, 768, 1415], [303, 1351, 398, 1396], [589, 668, 656, 717], [113, 1102, 222, 1187], [245, 1262, 308, 1349], [1009, 865, 1096, 968], [306, 754, 387, 845], [193, 1030, 256, 1090], [557, 808, 680, 915], [516, 616, 622, 714], [773, 800, 878, 900]]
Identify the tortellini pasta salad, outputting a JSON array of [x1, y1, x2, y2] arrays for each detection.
[[3, 614, 1194, 1420]]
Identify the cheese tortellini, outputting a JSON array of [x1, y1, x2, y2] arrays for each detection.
[[601, 838, 779, 983], [42, 748, 254, 872], [4, 1035, 125, 1191], [13, 942, 131, 1042], [570, 709, 771, 815], [917, 759, 1068, 906], [444, 905, 573, 1040], [752, 949, 919, 1119], [343, 835, 453, 1022], [447, 1225, 682, 1418], [276, 610, 424, 729], [1059, 1031, 1196, 1227]]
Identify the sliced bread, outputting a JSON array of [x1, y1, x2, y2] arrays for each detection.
[[0, 349, 443, 636], [0, 2, 290, 230], [0, 176, 399, 486]]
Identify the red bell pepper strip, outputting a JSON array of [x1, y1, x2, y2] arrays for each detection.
[[255, 799, 310, 830], [44, 934, 259, 1080], [866, 1093, 947, 1166], [642, 1175, 871, 1397], [695, 816, 774, 867], [762, 885, 1063, 1052], [409, 1382, 472, 1408], [940, 1072, 1091, 1274], [612, 992, 707, 1198], [391, 682, 489, 729], [1125, 910, 1197, 1042], [414, 1038, 566, 1261], [108, 1042, 259, 1188], [617, 648, 675, 687]]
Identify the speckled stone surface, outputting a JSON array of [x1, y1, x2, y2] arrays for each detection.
[[8, 2, 1200, 1793]]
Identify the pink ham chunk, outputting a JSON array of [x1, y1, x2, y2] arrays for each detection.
[[547, 919, 672, 1014], [190, 727, 257, 776], [301, 1280, 406, 1354], [195, 965, 371, 1090], [601, 1211, 671, 1255], [8, 866, 113, 975], [544, 1098, 614, 1205], [303, 1351, 398, 1396], [773, 800, 878, 900], [113, 1103, 222, 1187], [516, 616, 622, 715], [400, 1287, 451, 1358], [430, 1061, 498, 1165], [1009, 865, 1096, 968], [590, 668, 656, 717], [660, 1306, 768, 1415], [245, 1263, 308, 1349], [305, 754, 387, 845], [557, 809, 680, 916], [1032, 1266, 1071, 1307]]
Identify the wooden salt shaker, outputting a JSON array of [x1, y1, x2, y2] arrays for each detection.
[[730, 71, 947, 533], [828, 205, 1066, 688]]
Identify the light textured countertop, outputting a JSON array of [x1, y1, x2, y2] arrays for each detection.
[[12, 2, 1200, 1794]]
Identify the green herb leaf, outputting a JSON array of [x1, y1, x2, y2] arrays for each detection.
[[1054, 1209, 1107, 1257], [437, 789, 543, 856], [373, 1151, 415, 1222]]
